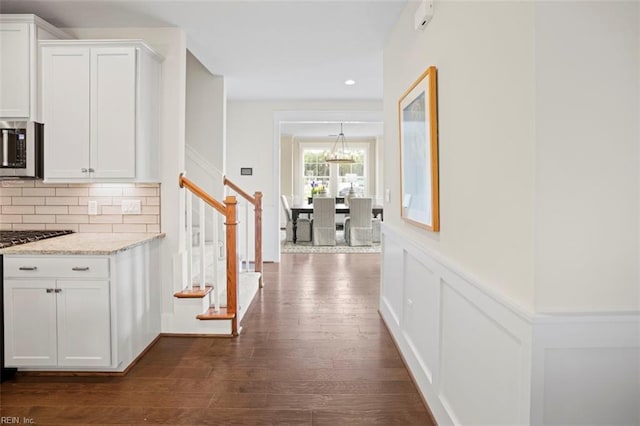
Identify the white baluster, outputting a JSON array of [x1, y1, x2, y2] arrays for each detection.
[[244, 200, 250, 272], [186, 191, 193, 291], [199, 198, 206, 290], [212, 210, 220, 312]]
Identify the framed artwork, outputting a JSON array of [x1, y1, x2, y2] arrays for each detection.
[[398, 65, 439, 231]]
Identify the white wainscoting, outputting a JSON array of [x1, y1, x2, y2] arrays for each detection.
[[380, 224, 533, 425], [380, 224, 640, 425], [531, 315, 640, 426]]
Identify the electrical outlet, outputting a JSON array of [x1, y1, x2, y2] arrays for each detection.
[[121, 199, 141, 214], [385, 188, 391, 203], [88, 200, 98, 215]]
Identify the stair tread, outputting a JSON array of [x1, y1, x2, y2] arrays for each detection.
[[197, 306, 236, 320], [174, 285, 213, 299]]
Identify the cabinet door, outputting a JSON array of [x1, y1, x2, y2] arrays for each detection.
[[3, 279, 57, 367], [41, 46, 91, 179], [56, 280, 111, 367], [91, 47, 136, 178], [0, 23, 30, 118]]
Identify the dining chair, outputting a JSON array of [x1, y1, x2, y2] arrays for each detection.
[[281, 195, 311, 242], [344, 197, 373, 246], [312, 197, 336, 246]]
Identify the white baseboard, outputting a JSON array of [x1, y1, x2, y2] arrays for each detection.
[[380, 223, 640, 425]]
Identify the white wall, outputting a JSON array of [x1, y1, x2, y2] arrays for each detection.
[[68, 27, 187, 320], [186, 51, 225, 178], [280, 134, 293, 228], [534, 1, 640, 312], [185, 50, 226, 199], [226, 100, 382, 261], [383, 1, 537, 311], [382, 2, 640, 424]]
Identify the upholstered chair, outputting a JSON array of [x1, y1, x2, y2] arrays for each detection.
[[281, 195, 311, 242], [343, 198, 373, 246], [312, 197, 336, 246]]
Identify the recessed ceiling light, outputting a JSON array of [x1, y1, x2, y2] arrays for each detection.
[[344, 79, 356, 86]]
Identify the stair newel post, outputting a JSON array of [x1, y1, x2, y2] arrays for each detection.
[[199, 198, 206, 290], [224, 195, 239, 336], [254, 191, 263, 288]]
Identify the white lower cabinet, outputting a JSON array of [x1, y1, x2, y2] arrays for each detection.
[[4, 279, 110, 367], [3, 243, 161, 372], [3, 258, 111, 368]]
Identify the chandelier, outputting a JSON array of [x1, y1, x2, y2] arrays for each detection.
[[325, 123, 355, 164]]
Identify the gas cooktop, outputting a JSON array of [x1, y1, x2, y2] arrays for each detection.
[[0, 230, 74, 249]]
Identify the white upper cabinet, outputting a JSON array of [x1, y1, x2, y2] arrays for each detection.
[[0, 15, 70, 121], [41, 40, 162, 182]]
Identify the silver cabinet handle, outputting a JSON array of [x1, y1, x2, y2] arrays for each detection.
[[72, 267, 90, 271], [18, 266, 37, 271], [46, 288, 54, 293], [54, 288, 62, 293], [81, 168, 88, 173], [88, 168, 95, 172]]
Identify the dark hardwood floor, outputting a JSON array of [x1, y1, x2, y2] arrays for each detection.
[[0, 253, 435, 425]]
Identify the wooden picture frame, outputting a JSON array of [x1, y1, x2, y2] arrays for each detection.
[[398, 65, 439, 231]]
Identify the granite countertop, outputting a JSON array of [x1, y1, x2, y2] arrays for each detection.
[[0, 233, 165, 255]]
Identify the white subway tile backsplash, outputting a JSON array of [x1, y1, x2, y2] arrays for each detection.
[[79, 224, 113, 233], [0, 215, 22, 223], [113, 224, 147, 233], [89, 215, 123, 224], [23, 215, 55, 224], [56, 187, 90, 197], [36, 206, 69, 215], [123, 187, 157, 197], [141, 205, 160, 215], [101, 206, 122, 215], [12, 197, 45, 205], [45, 196, 79, 206], [55, 214, 89, 224], [123, 215, 158, 224], [0, 188, 23, 196], [2, 206, 35, 214], [89, 187, 123, 197], [79, 197, 113, 206], [22, 188, 56, 197], [68, 206, 88, 215], [0, 182, 160, 233], [13, 224, 46, 231]]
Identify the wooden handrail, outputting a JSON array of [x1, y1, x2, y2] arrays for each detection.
[[223, 176, 264, 289], [223, 176, 256, 205], [179, 173, 226, 215], [179, 173, 240, 335]]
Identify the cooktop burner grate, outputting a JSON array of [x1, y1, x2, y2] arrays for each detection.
[[0, 230, 74, 249]]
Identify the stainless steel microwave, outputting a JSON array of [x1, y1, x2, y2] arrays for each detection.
[[0, 121, 43, 179]]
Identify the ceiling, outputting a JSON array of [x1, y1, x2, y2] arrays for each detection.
[[0, 0, 407, 101], [281, 121, 383, 139]]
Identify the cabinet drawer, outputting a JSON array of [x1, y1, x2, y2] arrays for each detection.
[[4, 256, 109, 279]]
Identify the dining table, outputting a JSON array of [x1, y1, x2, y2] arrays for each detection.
[[290, 202, 384, 243]]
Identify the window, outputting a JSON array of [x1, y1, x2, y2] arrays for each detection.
[[299, 144, 370, 201], [303, 149, 330, 198], [337, 149, 366, 197]]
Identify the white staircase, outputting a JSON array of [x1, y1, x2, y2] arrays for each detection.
[[168, 173, 263, 336]]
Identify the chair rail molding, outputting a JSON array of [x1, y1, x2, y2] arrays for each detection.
[[380, 223, 640, 425]]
